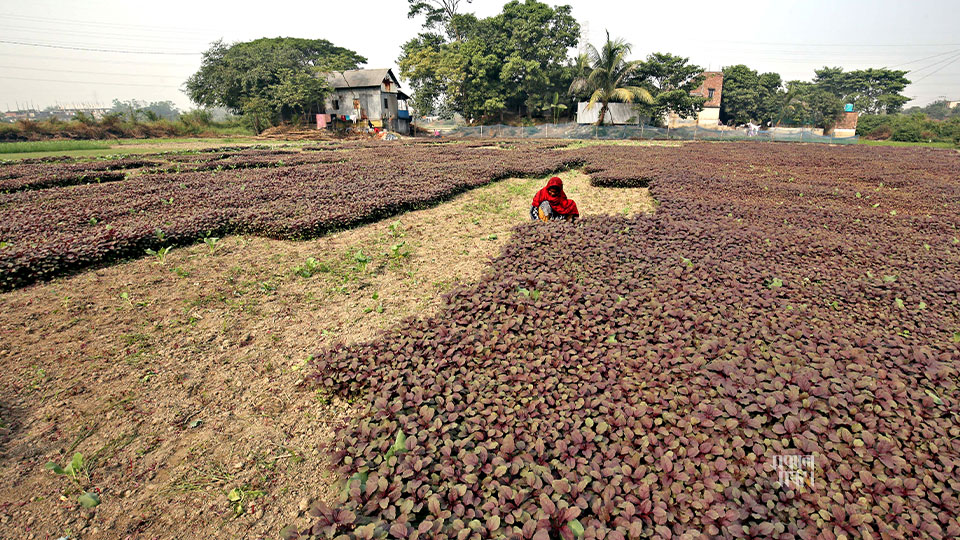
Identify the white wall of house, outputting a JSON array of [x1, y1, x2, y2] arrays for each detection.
[[324, 88, 403, 130], [664, 107, 720, 128], [325, 88, 383, 118]]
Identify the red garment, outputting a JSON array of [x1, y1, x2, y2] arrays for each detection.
[[532, 177, 579, 216]]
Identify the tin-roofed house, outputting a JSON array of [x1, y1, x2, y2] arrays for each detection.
[[320, 68, 411, 134]]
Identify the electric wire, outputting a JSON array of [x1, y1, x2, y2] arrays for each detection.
[[0, 39, 200, 55], [908, 51, 960, 76], [3, 75, 180, 88], [886, 48, 960, 68], [0, 12, 214, 35], [911, 53, 960, 83], [0, 64, 188, 78]]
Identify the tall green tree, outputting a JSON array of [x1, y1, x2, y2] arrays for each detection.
[[719, 64, 784, 125], [406, 0, 473, 40], [398, 33, 449, 117], [813, 67, 911, 114], [757, 72, 785, 124], [571, 31, 652, 126], [494, 1, 579, 118], [718, 64, 760, 125], [398, 0, 579, 122], [631, 52, 705, 124], [779, 81, 844, 128], [185, 37, 366, 131]]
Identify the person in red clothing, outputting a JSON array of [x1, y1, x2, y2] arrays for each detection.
[[530, 176, 579, 222]]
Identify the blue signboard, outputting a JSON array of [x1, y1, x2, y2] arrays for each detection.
[[844, 103, 854, 112]]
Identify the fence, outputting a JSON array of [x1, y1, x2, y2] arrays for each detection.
[[437, 123, 857, 144]]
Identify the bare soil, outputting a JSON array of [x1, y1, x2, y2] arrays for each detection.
[[0, 171, 652, 539]]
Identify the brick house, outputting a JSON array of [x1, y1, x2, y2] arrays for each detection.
[[663, 71, 723, 128]]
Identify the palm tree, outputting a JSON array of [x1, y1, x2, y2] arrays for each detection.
[[570, 31, 652, 126]]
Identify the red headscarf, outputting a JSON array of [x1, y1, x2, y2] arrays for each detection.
[[531, 177, 579, 216]]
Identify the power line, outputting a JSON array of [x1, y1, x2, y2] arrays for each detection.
[[713, 39, 960, 48], [0, 65, 187, 79], [0, 12, 215, 35], [0, 24, 215, 45], [908, 51, 960, 76], [0, 52, 197, 66], [887, 48, 960, 68], [2, 75, 181, 88], [0, 39, 200, 55], [911, 53, 960, 83]]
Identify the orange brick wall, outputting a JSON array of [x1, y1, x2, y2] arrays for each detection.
[[835, 111, 858, 130], [692, 72, 723, 108]]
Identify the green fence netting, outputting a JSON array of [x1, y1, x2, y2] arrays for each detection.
[[438, 123, 857, 144]]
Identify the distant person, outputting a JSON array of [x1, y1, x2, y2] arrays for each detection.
[[530, 177, 579, 222]]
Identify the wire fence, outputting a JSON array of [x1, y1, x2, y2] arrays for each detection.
[[434, 123, 857, 144]]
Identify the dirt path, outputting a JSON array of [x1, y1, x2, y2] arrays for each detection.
[[0, 171, 652, 539]]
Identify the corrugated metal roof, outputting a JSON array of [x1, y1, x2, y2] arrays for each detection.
[[322, 68, 401, 89]]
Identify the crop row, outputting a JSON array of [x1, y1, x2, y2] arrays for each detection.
[[0, 143, 583, 289], [0, 146, 306, 192], [0, 158, 160, 192], [299, 143, 960, 539]]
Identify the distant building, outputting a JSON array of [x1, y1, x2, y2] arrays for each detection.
[[830, 111, 859, 138], [664, 71, 723, 128], [948, 100, 959, 109], [320, 68, 411, 134], [1, 107, 110, 123]]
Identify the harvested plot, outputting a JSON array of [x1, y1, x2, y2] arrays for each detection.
[[302, 143, 960, 539]]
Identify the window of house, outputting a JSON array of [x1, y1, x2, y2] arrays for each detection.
[[384, 97, 389, 110], [333, 99, 339, 110], [707, 88, 715, 100]]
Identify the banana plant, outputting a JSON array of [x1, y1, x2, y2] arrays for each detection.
[[547, 92, 568, 124]]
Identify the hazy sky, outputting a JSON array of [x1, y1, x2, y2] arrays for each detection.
[[2, 0, 958, 111]]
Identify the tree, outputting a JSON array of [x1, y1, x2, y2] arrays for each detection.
[[567, 53, 591, 100], [718, 65, 760, 125], [813, 67, 911, 114], [779, 81, 843, 128], [493, 1, 579, 118], [632, 52, 705, 124], [185, 37, 366, 129], [269, 68, 329, 124], [547, 92, 567, 123], [109, 99, 180, 122], [398, 0, 579, 122], [903, 99, 960, 120], [398, 33, 448, 117], [719, 65, 784, 125], [406, 0, 473, 40], [757, 72, 784, 124], [571, 31, 652, 126]]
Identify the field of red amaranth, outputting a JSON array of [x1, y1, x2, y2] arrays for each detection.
[[1, 141, 958, 539], [0, 142, 578, 290], [299, 143, 960, 539]]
